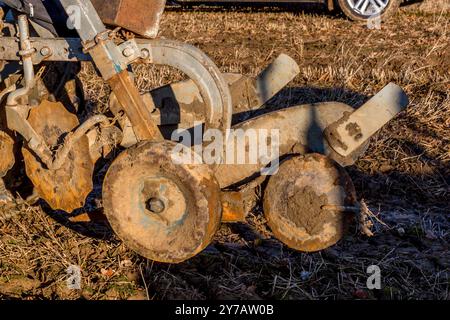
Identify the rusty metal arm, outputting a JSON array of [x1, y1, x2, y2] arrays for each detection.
[[58, 0, 161, 141], [6, 105, 53, 164], [50, 114, 109, 170]]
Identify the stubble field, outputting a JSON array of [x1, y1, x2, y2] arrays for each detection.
[[0, 1, 449, 300]]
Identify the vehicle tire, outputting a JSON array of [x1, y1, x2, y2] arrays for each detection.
[[336, 0, 401, 22]]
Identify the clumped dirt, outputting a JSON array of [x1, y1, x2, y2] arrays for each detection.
[[286, 186, 329, 234], [0, 1, 449, 300]]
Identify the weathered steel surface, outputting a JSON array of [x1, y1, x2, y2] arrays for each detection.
[[215, 102, 368, 188], [137, 38, 233, 139], [0, 131, 14, 177], [325, 83, 409, 157], [102, 141, 222, 263], [110, 54, 298, 148], [263, 154, 357, 252], [143, 54, 299, 124], [111, 39, 233, 150], [221, 191, 246, 222], [0, 37, 90, 63], [251, 53, 299, 111], [0, 126, 12, 200], [108, 70, 162, 141], [22, 100, 94, 212], [91, 0, 166, 38]]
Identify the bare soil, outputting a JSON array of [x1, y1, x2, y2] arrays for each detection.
[[0, 1, 449, 300]]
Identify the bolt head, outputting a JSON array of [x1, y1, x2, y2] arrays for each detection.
[[40, 47, 51, 56], [122, 47, 134, 58], [146, 197, 165, 214], [140, 49, 150, 59]]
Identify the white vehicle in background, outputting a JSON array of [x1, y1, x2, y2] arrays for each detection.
[[175, 0, 402, 22]]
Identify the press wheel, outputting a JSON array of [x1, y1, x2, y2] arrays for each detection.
[[263, 154, 357, 252]]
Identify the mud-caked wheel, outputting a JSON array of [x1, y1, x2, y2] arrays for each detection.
[[103, 140, 222, 263], [263, 154, 357, 252]]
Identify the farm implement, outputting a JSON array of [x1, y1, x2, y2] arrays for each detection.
[[0, 0, 408, 263]]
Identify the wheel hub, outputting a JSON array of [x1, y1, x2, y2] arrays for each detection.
[[141, 177, 187, 226], [146, 197, 165, 214], [346, 0, 389, 16]]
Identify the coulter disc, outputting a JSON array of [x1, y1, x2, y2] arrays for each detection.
[[0, 130, 14, 177], [22, 100, 94, 212]]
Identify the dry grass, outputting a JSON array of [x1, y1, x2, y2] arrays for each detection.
[[0, 1, 449, 300]]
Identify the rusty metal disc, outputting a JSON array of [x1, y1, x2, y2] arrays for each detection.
[[22, 100, 94, 212], [0, 130, 15, 177], [102, 140, 222, 263], [0, 130, 15, 202], [263, 154, 357, 252]]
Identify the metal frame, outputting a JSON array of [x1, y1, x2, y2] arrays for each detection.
[[0, 0, 234, 169]]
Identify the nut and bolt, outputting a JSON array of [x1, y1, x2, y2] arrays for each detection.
[[122, 47, 135, 57], [140, 49, 150, 60], [147, 197, 165, 214], [40, 47, 51, 56]]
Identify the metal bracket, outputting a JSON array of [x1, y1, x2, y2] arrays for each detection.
[[117, 40, 142, 65], [0, 37, 141, 65], [324, 83, 409, 157], [57, 0, 161, 140], [0, 37, 91, 63], [5, 104, 53, 165]]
